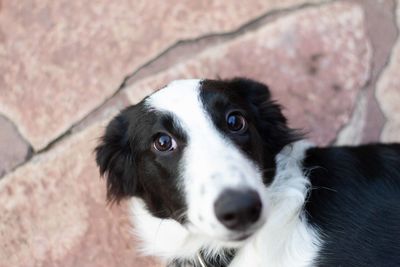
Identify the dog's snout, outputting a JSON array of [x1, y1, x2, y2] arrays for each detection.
[[214, 189, 262, 231]]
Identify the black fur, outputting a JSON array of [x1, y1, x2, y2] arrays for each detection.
[[304, 144, 400, 266], [200, 78, 300, 184], [96, 103, 188, 221], [95, 109, 136, 202]]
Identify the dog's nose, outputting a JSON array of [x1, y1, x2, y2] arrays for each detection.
[[214, 189, 262, 230]]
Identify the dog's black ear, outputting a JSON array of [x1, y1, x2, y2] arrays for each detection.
[[229, 77, 301, 153], [228, 77, 272, 100], [95, 110, 137, 203]]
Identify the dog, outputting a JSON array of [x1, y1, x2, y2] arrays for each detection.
[[95, 78, 400, 267]]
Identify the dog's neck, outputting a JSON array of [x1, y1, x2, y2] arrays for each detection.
[[131, 140, 320, 267]]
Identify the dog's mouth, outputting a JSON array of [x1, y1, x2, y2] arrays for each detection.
[[231, 232, 253, 241], [222, 215, 266, 243], [223, 225, 263, 243]]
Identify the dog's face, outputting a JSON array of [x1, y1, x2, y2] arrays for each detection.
[[96, 78, 297, 244]]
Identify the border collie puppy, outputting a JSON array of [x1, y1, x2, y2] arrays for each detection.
[[95, 78, 400, 267]]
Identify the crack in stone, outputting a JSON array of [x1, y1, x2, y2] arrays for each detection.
[[0, 149, 33, 179], [334, 88, 369, 145], [372, 0, 399, 116], [0, 113, 34, 179], [333, 46, 374, 145], [373, 53, 396, 124], [120, 0, 334, 87], [0, 113, 34, 152], [373, 0, 400, 122], [34, 0, 334, 153], [1, 0, 336, 175], [334, 0, 400, 145]]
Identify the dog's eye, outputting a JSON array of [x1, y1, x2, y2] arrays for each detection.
[[226, 112, 247, 133], [153, 133, 177, 152]]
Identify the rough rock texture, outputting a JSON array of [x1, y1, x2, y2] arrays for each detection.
[[0, 123, 161, 267], [376, 2, 400, 142], [126, 2, 372, 145], [336, 0, 397, 145], [0, 1, 399, 267], [0, 115, 31, 177], [0, 0, 322, 151]]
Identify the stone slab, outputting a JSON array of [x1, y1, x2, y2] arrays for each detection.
[[0, 115, 31, 177], [376, 3, 400, 142], [0, 123, 161, 267], [0, 0, 322, 151], [126, 2, 372, 145], [337, 0, 398, 145]]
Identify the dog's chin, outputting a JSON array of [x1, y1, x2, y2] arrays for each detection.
[[217, 224, 265, 245], [224, 217, 267, 244], [225, 232, 253, 243], [188, 215, 266, 246], [229, 229, 258, 241], [210, 231, 256, 249]]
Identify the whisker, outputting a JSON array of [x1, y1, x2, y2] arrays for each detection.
[[310, 186, 337, 193]]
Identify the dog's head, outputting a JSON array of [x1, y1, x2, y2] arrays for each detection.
[[96, 78, 299, 251]]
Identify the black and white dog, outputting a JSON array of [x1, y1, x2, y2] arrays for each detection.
[[96, 78, 400, 267]]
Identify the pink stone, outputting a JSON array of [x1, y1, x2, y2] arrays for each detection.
[[0, 115, 31, 177], [0, 0, 320, 151], [375, 1, 400, 143], [0, 124, 161, 267], [126, 2, 372, 145]]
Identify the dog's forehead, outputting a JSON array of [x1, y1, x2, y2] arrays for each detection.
[[147, 79, 201, 109], [145, 79, 209, 126]]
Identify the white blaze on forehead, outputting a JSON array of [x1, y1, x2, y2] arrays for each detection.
[[146, 79, 241, 176], [145, 79, 241, 175], [146, 79, 266, 236], [146, 78, 263, 185], [145, 79, 204, 126]]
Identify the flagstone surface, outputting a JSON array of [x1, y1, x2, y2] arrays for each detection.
[[0, 1, 399, 266]]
